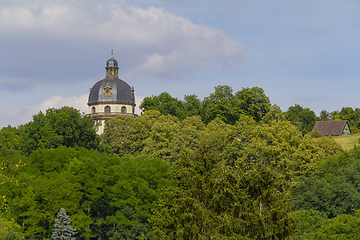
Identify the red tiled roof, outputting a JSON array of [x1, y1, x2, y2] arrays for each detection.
[[312, 120, 348, 136]]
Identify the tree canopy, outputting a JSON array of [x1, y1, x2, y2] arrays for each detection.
[[1, 83, 359, 239], [151, 145, 294, 239], [18, 107, 99, 155]]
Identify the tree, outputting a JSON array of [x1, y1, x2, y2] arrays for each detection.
[[140, 92, 187, 120], [291, 209, 360, 240], [261, 104, 286, 123], [0, 218, 22, 239], [150, 145, 294, 239], [183, 94, 201, 117], [290, 209, 327, 240], [0, 230, 23, 240], [295, 155, 360, 218], [52, 208, 77, 240], [315, 137, 343, 156], [235, 86, 271, 122], [336, 107, 360, 133], [201, 85, 271, 125], [319, 110, 331, 121], [201, 85, 241, 125], [19, 107, 99, 155], [286, 104, 318, 135], [222, 115, 326, 189], [0, 126, 21, 156]]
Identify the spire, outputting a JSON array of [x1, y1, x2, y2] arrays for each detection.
[[111, 49, 114, 59]]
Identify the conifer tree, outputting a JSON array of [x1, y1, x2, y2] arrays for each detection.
[[52, 208, 77, 240]]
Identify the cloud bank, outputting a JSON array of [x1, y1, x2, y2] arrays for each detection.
[[0, 0, 245, 86]]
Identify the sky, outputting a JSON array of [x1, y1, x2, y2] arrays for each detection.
[[1, 0, 360, 127]]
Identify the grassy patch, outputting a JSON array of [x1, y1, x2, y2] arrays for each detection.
[[333, 134, 360, 151]]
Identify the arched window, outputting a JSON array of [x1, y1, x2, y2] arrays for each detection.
[[121, 106, 126, 113], [92, 107, 95, 113], [105, 106, 111, 113]]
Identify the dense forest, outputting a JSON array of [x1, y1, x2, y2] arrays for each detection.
[[1, 85, 360, 239]]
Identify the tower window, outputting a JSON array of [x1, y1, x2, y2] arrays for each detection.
[[121, 106, 126, 113], [105, 106, 111, 113], [92, 107, 95, 113]]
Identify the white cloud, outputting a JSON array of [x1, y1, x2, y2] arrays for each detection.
[[0, 93, 145, 128], [29, 93, 89, 114], [135, 95, 144, 115], [0, 1, 245, 82]]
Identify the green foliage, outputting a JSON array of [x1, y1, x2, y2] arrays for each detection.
[[315, 137, 343, 156], [183, 94, 201, 117], [291, 210, 360, 240], [319, 110, 331, 121], [315, 146, 360, 180], [19, 107, 99, 155], [0, 126, 21, 156], [235, 86, 271, 122], [221, 116, 326, 189], [102, 109, 332, 192], [201, 85, 271, 124], [0, 217, 22, 238], [0, 230, 23, 240], [2, 147, 173, 239], [52, 208, 77, 240], [291, 209, 327, 240], [140, 92, 187, 120], [332, 107, 360, 134], [261, 104, 286, 123], [201, 85, 241, 125], [102, 111, 204, 163], [295, 155, 360, 218], [150, 145, 294, 239], [311, 212, 360, 239], [307, 130, 323, 138], [286, 104, 318, 135], [108, 206, 157, 240]]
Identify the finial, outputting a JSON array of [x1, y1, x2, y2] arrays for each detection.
[[111, 49, 114, 59]]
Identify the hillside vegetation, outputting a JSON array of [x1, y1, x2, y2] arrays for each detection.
[[2, 85, 360, 239], [333, 134, 360, 151]]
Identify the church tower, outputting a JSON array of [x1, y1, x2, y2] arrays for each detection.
[[88, 50, 136, 134]]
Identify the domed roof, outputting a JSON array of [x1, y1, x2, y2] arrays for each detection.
[[106, 58, 118, 68], [88, 77, 135, 105]]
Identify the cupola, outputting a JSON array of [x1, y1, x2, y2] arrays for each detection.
[[105, 49, 119, 78]]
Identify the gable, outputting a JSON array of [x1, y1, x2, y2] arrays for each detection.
[[312, 120, 350, 136]]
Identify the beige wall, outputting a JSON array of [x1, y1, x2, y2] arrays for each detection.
[[88, 103, 134, 114], [88, 103, 135, 135]]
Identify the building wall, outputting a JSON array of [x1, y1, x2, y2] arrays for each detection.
[[88, 103, 134, 114]]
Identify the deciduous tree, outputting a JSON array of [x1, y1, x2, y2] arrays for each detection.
[[140, 92, 187, 120], [19, 107, 99, 155]]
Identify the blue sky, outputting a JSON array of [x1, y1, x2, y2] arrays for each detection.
[[1, 0, 359, 127]]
